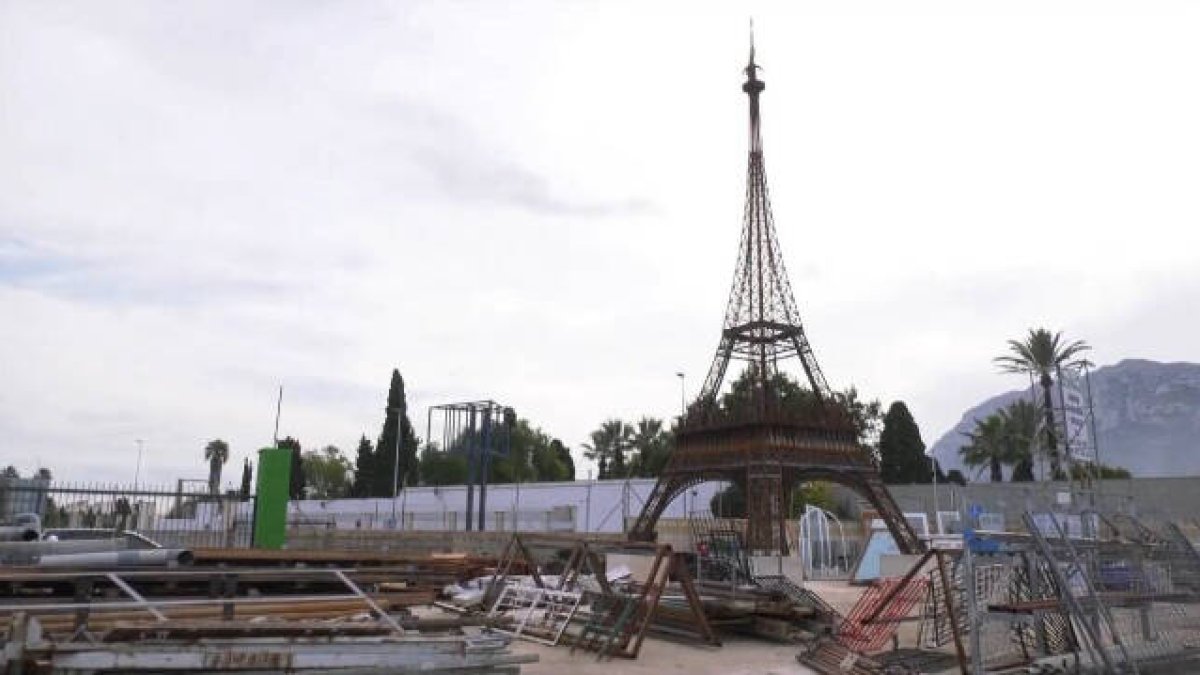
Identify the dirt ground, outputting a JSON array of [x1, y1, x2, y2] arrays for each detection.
[[481, 580, 875, 675], [518, 634, 817, 675]]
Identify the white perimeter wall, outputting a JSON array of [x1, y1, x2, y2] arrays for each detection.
[[290, 478, 729, 534]]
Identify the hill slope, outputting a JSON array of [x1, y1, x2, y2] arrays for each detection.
[[929, 359, 1200, 478]]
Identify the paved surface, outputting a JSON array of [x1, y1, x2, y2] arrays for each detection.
[[519, 634, 815, 675]]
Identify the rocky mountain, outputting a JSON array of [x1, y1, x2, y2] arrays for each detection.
[[929, 359, 1200, 478]]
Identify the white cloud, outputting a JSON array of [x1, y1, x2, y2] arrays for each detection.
[[2, 0, 1198, 483]]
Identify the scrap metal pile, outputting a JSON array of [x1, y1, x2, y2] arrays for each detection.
[[476, 533, 844, 661], [796, 509, 1200, 675], [0, 521, 537, 674]]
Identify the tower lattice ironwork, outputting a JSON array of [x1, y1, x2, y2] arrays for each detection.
[[629, 42, 921, 556]]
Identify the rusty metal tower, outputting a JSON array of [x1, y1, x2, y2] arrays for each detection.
[[629, 41, 921, 555]]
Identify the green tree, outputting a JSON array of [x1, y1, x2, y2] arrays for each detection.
[[1000, 400, 1039, 481], [532, 438, 574, 482], [374, 369, 420, 498], [277, 437, 305, 499], [2, 466, 18, 479], [490, 419, 538, 484], [302, 446, 353, 499], [709, 482, 836, 518], [582, 419, 632, 479], [878, 402, 932, 484], [960, 415, 1007, 482], [350, 435, 375, 497], [240, 459, 253, 498], [551, 439, 576, 480], [959, 400, 1040, 482], [945, 469, 967, 485], [699, 369, 881, 445], [710, 484, 746, 518], [203, 439, 230, 495], [1070, 463, 1131, 480], [418, 444, 470, 485], [994, 328, 1090, 480], [628, 417, 673, 478]]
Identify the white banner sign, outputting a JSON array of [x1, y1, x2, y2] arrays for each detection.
[[1057, 371, 1094, 462]]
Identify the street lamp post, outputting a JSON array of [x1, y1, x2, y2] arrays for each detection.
[[675, 372, 686, 419]]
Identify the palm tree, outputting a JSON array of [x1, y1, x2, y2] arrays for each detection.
[[994, 328, 1090, 479], [581, 419, 632, 479], [998, 400, 1040, 481], [630, 417, 672, 477], [961, 415, 1007, 482], [204, 439, 230, 495]]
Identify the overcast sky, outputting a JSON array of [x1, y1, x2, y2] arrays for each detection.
[[3, 1, 1198, 486]]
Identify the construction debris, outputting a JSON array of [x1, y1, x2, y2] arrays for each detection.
[[2, 613, 535, 674]]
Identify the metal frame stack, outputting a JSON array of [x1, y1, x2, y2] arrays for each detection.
[[958, 507, 1200, 673]]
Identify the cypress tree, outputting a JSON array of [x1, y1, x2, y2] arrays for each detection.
[[878, 401, 933, 484], [351, 435, 376, 497], [375, 369, 419, 497]]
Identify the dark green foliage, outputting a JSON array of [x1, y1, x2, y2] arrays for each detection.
[[691, 369, 882, 444], [302, 446, 353, 499], [878, 402, 932, 484], [1070, 463, 1132, 480], [628, 418, 673, 478], [417, 418, 575, 486], [995, 328, 1091, 480], [277, 437, 305, 499], [710, 484, 746, 518], [961, 415, 1006, 483], [960, 400, 1040, 482], [709, 482, 837, 518], [368, 369, 420, 498], [582, 419, 632, 480], [204, 439, 229, 495], [351, 435, 375, 497], [945, 469, 967, 486], [240, 460, 253, 498], [533, 439, 575, 482], [418, 445, 470, 486]]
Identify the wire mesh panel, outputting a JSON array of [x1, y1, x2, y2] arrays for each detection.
[[0, 479, 255, 551], [488, 585, 583, 646], [961, 508, 1200, 673]]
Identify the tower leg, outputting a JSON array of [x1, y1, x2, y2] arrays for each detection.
[[746, 468, 787, 554]]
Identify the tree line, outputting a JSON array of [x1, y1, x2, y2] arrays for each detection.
[[202, 368, 576, 500]]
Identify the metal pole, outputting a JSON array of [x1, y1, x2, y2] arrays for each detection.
[[585, 471, 592, 533], [273, 386, 283, 446], [676, 372, 686, 419], [390, 406, 402, 526], [1083, 360, 1103, 502], [465, 409, 476, 532], [134, 440, 144, 491], [478, 408, 491, 532], [930, 454, 939, 533]]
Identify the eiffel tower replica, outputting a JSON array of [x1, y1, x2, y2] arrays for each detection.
[[629, 42, 922, 556]]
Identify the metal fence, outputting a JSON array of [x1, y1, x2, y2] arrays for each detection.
[[0, 479, 256, 549], [288, 506, 577, 534]]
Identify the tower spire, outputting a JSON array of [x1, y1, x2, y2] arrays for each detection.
[[697, 36, 832, 404], [630, 35, 923, 559]]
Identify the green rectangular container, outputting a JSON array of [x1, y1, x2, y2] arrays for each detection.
[[253, 446, 292, 549]]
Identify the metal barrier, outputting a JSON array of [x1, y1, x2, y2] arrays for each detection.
[[0, 480, 255, 549]]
